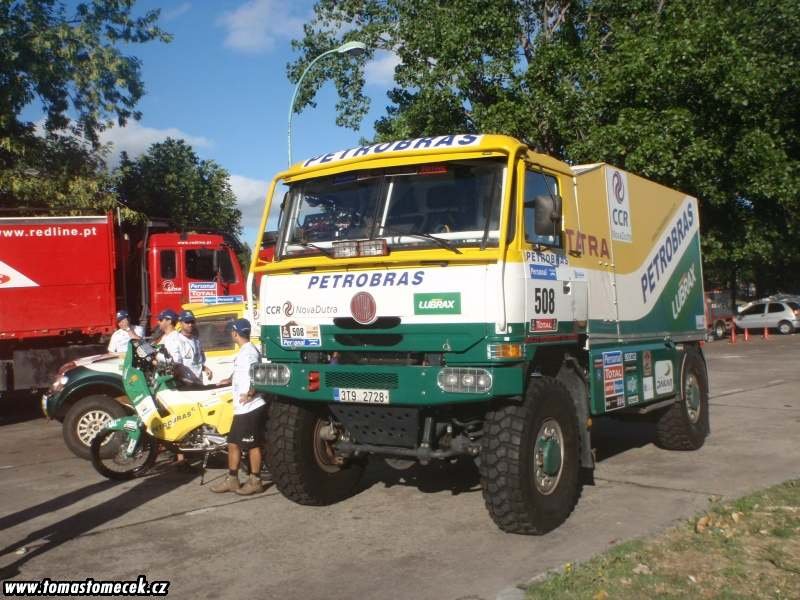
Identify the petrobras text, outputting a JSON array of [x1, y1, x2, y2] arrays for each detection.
[[640, 201, 696, 304], [307, 271, 424, 289], [302, 134, 482, 168]]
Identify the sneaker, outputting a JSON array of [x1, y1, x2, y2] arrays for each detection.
[[210, 474, 241, 493], [235, 474, 265, 496]]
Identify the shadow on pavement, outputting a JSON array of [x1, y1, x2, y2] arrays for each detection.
[[591, 416, 658, 463], [0, 393, 44, 426], [360, 456, 481, 496], [0, 470, 198, 580]]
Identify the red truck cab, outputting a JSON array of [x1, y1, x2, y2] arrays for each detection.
[[147, 232, 245, 330]]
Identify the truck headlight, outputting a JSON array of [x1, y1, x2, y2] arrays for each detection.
[[251, 363, 290, 386], [437, 368, 492, 393]]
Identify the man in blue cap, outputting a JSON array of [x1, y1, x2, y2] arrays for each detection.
[[211, 318, 267, 495], [108, 310, 141, 355], [157, 308, 182, 363], [176, 309, 212, 383]]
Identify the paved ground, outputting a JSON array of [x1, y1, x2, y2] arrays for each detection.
[[1, 336, 799, 599]]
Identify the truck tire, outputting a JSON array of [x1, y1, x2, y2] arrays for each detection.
[[63, 395, 128, 460], [267, 398, 364, 506], [655, 349, 709, 451], [777, 320, 794, 335], [479, 377, 581, 535], [713, 320, 726, 340]]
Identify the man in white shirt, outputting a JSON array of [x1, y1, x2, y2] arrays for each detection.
[[176, 310, 213, 383], [157, 308, 182, 363], [107, 310, 141, 355], [211, 318, 267, 495]]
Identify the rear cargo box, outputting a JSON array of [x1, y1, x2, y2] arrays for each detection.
[[0, 215, 116, 341], [571, 164, 706, 342]]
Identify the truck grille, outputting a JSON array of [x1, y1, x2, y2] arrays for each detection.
[[325, 371, 399, 390]]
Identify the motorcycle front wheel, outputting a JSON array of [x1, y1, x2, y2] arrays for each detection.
[[90, 429, 158, 481]]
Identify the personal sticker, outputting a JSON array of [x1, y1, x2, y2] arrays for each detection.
[[280, 321, 322, 348]]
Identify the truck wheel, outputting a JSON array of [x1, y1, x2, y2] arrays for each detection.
[[267, 398, 364, 506], [90, 429, 158, 480], [479, 377, 581, 535], [777, 320, 794, 335], [713, 320, 726, 340], [655, 349, 709, 450], [63, 395, 128, 460]]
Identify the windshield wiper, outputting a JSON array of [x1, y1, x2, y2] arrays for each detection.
[[378, 226, 462, 254], [293, 241, 335, 258]]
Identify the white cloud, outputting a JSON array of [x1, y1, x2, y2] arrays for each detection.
[[218, 0, 305, 53], [162, 2, 191, 22], [230, 174, 269, 230], [99, 121, 212, 167], [365, 51, 400, 86]]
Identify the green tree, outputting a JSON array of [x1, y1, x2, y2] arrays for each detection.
[[115, 138, 242, 235], [289, 0, 800, 295], [0, 0, 169, 212]]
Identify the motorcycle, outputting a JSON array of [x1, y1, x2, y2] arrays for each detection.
[[90, 339, 237, 481]]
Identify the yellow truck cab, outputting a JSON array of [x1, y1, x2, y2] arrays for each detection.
[[250, 134, 709, 534]]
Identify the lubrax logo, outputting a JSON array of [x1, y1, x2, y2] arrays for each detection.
[[414, 292, 461, 315]]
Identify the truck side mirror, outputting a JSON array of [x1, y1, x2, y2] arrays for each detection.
[[533, 194, 562, 237]]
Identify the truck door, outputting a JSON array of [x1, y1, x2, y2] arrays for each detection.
[[522, 168, 585, 338]]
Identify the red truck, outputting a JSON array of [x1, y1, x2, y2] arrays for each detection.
[[0, 213, 246, 394], [705, 289, 735, 340]]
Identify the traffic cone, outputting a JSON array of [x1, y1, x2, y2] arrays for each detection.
[[762, 327, 770, 340], [744, 328, 750, 341], [729, 327, 736, 344]]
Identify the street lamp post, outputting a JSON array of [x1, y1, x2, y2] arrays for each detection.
[[287, 41, 367, 166]]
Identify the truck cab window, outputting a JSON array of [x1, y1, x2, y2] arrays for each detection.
[[196, 313, 238, 351], [160, 250, 176, 279], [186, 249, 215, 280], [524, 170, 561, 247], [218, 250, 237, 283]]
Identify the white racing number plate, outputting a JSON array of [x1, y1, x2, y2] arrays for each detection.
[[333, 388, 390, 404]]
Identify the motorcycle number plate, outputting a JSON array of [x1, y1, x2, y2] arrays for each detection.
[[333, 388, 390, 405], [135, 395, 158, 420]]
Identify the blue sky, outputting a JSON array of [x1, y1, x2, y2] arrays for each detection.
[[81, 0, 400, 242]]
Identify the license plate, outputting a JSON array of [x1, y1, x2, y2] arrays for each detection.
[[333, 388, 390, 404]]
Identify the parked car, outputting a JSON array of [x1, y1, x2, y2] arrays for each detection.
[[734, 301, 800, 335], [42, 303, 257, 459]]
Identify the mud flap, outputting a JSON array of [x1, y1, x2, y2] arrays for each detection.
[[556, 358, 594, 469]]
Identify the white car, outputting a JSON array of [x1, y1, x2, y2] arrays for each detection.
[[734, 300, 800, 335]]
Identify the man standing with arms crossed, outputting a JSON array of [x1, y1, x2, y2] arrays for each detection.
[[211, 318, 268, 495]]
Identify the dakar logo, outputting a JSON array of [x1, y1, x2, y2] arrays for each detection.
[[612, 171, 625, 204], [282, 301, 294, 317]]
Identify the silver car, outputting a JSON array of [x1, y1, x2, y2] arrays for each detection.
[[735, 301, 800, 335]]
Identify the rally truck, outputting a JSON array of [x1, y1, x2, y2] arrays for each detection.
[[0, 213, 246, 396], [248, 134, 709, 534]]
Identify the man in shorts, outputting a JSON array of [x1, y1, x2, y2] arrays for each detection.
[[211, 318, 267, 495]]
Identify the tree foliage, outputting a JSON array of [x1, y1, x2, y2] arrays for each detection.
[[289, 0, 800, 294], [0, 0, 169, 213], [115, 138, 242, 235]]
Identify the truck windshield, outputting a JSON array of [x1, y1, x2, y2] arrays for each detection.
[[279, 158, 505, 257]]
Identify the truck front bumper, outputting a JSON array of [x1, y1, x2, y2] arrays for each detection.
[[253, 363, 524, 406]]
